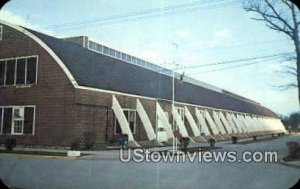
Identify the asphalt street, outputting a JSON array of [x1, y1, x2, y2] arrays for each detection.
[[0, 135, 299, 189]]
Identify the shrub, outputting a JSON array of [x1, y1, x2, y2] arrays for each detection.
[[179, 137, 190, 151], [231, 136, 238, 144], [253, 136, 257, 141], [208, 138, 216, 148], [5, 139, 16, 151], [70, 138, 82, 150], [83, 132, 96, 150]]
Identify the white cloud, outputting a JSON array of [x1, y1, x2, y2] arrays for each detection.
[[0, 9, 27, 26], [176, 30, 191, 40], [0, 9, 53, 35], [213, 28, 232, 39]]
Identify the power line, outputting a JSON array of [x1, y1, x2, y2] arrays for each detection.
[[186, 56, 285, 75], [43, 0, 206, 28], [42, 0, 237, 31], [183, 38, 291, 52], [189, 57, 278, 75], [179, 52, 293, 70]]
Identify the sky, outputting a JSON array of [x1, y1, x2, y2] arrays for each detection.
[[0, 0, 299, 116]]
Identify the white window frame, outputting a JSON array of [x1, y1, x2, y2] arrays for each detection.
[[0, 60, 6, 86], [0, 105, 35, 135], [4, 58, 16, 86], [114, 109, 137, 135], [12, 107, 24, 135], [0, 55, 38, 87], [0, 25, 3, 41]]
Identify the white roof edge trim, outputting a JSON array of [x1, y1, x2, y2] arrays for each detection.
[[76, 86, 277, 119], [0, 20, 78, 87]]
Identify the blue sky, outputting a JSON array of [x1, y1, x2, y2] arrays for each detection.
[[0, 0, 298, 115]]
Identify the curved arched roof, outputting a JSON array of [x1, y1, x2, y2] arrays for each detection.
[[26, 29, 278, 118]]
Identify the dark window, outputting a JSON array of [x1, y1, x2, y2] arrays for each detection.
[[109, 49, 115, 56], [115, 119, 122, 134], [126, 55, 132, 62], [0, 61, 5, 85], [124, 110, 135, 134], [103, 46, 109, 54], [0, 108, 2, 133], [16, 58, 26, 85], [96, 44, 102, 52], [116, 51, 121, 59], [26, 57, 37, 84], [122, 53, 126, 61], [0, 25, 2, 40], [24, 107, 34, 134], [5, 59, 15, 85], [132, 57, 137, 64], [3, 108, 12, 134]]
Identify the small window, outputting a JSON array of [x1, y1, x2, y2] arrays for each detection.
[[96, 44, 102, 53], [88, 41, 93, 49], [26, 57, 37, 84], [115, 119, 122, 134], [0, 108, 3, 134], [103, 46, 109, 54], [16, 58, 26, 85], [0, 25, 3, 41], [109, 49, 116, 57], [137, 59, 142, 65], [3, 108, 12, 134], [5, 59, 16, 85], [12, 107, 24, 134], [132, 57, 137, 64], [24, 107, 34, 134], [121, 53, 126, 61], [0, 61, 5, 85], [13, 120, 23, 134], [126, 55, 132, 62], [141, 60, 146, 67], [116, 51, 121, 59]]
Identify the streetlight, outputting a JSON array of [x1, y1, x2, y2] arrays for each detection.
[[172, 42, 178, 152]]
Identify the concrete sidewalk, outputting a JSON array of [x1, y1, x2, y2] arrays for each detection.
[[5, 134, 294, 161], [1, 134, 300, 189]]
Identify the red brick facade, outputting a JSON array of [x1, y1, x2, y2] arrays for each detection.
[[0, 23, 168, 147]]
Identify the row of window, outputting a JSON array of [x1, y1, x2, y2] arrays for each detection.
[[88, 40, 225, 96], [0, 106, 35, 135], [88, 41, 172, 75], [0, 56, 38, 86]]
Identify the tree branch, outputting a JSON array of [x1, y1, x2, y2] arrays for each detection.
[[244, 0, 295, 39], [281, 0, 293, 10], [263, 15, 294, 38], [277, 83, 298, 91], [264, 0, 294, 31]]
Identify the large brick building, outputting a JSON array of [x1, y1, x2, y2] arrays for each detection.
[[0, 20, 286, 148]]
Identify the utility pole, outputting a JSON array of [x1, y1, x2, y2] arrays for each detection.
[[172, 42, 178, 152]]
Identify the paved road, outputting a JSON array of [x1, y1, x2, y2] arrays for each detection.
[[0, 135, 300, 189]]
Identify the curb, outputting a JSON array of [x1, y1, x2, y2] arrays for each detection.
[[0, 152, 77, 160], [277, 159, 300, 169]]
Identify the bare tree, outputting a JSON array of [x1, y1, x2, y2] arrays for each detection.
[[244, 0, 300, 105]]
